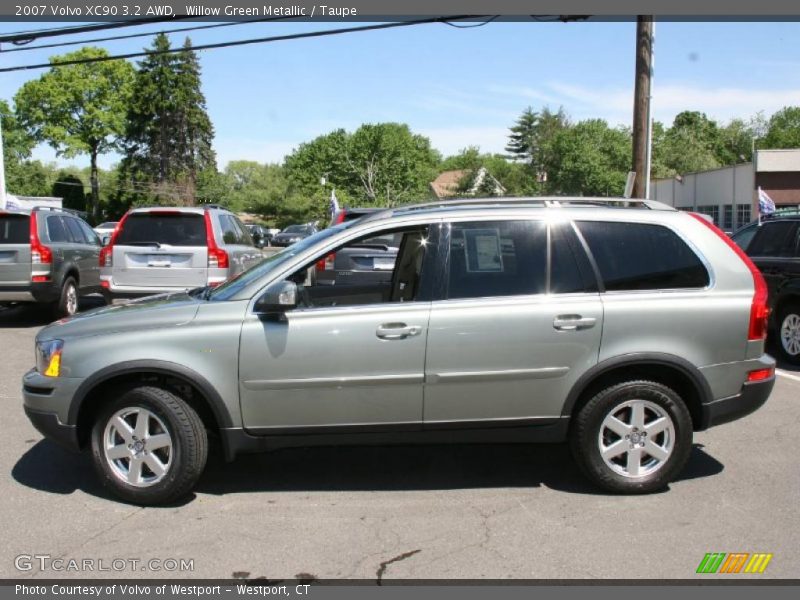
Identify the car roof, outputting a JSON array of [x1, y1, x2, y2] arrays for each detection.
[[356, 196, 676, 225], [127, 205, 233, 216]]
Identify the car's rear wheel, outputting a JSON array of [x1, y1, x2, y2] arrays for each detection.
[[570, 380, 693, 494], [53, 276, 78, 318], [776, 304, 800, 365], [90, 386, 208, 505]]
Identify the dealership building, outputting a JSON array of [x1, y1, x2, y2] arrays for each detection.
[[650, 148, 800, 231]]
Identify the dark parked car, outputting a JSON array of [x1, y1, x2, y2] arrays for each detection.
[[271, 224, 318, 247], [738, 212, 800, 364], [316, 208, 399, 287], [246, 224, 272, 249], [0, 206, 103, 317]]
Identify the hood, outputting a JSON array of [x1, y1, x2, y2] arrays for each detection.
[[37, 291, 202, 342]]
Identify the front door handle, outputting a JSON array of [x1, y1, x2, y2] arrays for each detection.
[[553, 315, 597, 331], [376, 323, 422, 340]]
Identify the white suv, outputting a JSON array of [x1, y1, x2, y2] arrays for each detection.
[[100, 206, 263, 299]]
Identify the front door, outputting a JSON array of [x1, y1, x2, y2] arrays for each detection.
[[423, 219, 603, 424], [238, 224, 436, 432]]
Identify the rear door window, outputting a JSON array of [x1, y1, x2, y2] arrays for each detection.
[[0, 215, 29, 244], [77, 219, 100, 245], [115, 213, 206, 247], [747, 221, 800, 258], [46, 216, 70, 243], [64, 217, 89, 244], [576, 221, 709, 291], [446, 220, 547, 299]]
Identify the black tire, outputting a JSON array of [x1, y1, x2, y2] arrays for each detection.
[[90, 386, 208, 505], [570, 380, 693, 494], [774, 303, 800, 365], [53, 276, 79, 318]]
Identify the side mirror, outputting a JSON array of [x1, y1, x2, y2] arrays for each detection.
[[101, 235, 110, 246], [254, 280, 297, 314]]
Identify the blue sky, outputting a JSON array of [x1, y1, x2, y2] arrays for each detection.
[[1, 18, 799, 170]]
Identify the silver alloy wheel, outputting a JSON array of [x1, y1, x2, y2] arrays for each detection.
[[598, 399, 675, 478], [65, 283, 78, 316], [780, 313, 800, 357], [103, 407, 173, 487]]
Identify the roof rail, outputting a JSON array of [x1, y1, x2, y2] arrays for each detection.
[[393, 196, 675, 212]]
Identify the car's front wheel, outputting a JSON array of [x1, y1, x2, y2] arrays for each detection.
[[570, 380, 693, 494], [776, 303, 800, 365], [90, 386, 208, 505]]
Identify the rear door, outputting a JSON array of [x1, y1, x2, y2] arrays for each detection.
[[112, 211, 209, 289], [62, 216, 100, 290], [74, 218, 102, 288], [423, 219, 603, 424], [745, 220, 800, 306], [0, 214, 32, 288]]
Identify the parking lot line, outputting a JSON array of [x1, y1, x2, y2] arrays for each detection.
[[776, 369, 800, 383]]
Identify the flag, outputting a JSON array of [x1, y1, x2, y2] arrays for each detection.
[[328, 188, 340, 219], [758, 187, 776, 216]]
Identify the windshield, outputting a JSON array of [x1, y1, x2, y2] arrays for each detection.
[[209, 223, 351, 301], [283, 225, 310, 234], [0, 215, 29, 244], [116, 213, 206, 246], [97, 222, 118, 229]]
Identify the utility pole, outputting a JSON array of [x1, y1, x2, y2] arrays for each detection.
[[632, 16, 654, 199]]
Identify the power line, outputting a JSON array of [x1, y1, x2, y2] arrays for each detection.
[[0, 21, 109, 38], [0, 16, 196, 45], [442, 16, 499, 28], [0, 16, 297, 54], [0, 16, 487, 73]]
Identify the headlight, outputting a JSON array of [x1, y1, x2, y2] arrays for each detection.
[[36, 339, 64, 377]]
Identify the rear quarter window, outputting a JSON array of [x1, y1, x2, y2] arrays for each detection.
[[746, 221, 799, 258], [0, 215, 30, 244], [116, 213, 206, 247], [576, 221, 709, 291]]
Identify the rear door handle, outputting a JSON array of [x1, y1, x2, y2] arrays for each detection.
[[553, 315, 597, 331], [376, 323, 422, 340]]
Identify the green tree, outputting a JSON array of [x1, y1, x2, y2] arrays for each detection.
[[14, 47, 134, 221], [345, 123, 440, 205], [505, 106, 569, 191], [284, 123, 440, 214], [763, 106, 800, 149], [547, 119, 631, 196], [505, 107, 539, 161], [1, 99, 50, 196], [657, 111, 722, 175], [52, 172, 87, 212], [121, 35, 216, 207]]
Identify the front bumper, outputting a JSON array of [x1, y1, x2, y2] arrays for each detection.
[[22, 368, 83, 450], [701, 376, 775, 429], [23, 406, 80, 451]]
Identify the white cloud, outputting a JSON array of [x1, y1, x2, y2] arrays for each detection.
[[213, 138, 298, 167], [417, 126, 510, 156], [496, 80, 800, 126]]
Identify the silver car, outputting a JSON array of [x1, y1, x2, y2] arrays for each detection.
[[99, 205, 263, 300], [22, 198, 775, 505]]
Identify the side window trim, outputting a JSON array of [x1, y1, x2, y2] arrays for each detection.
[[569, 220, 605, 293]]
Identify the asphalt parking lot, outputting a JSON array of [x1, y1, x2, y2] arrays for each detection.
[[1, 302, 798, 581]]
